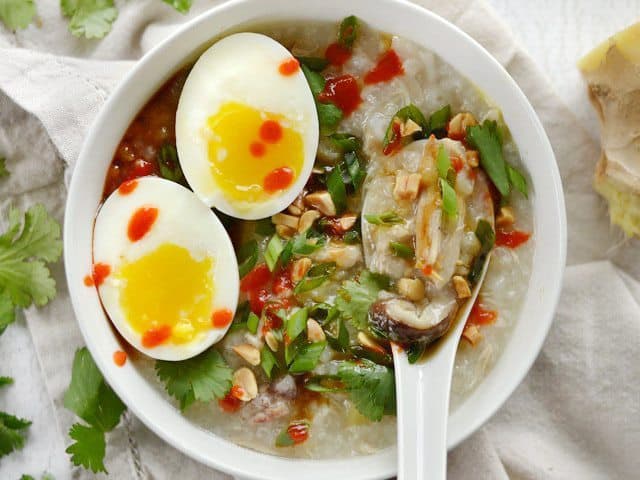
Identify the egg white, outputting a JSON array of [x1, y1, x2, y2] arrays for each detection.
[[92, 177, 239, 361], [175, 32, 319, 220]]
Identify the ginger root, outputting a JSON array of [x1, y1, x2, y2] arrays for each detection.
[[579, 23, 640, 237]]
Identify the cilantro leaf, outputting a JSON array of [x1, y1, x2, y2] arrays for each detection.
[[155, 348, 232, 411], [0, 291, 15, 335], [326, 164, 347, 214], [466, 120, 510, 196], [337, 359, 396, 421], [300, 64, 343, 134], [0, 204, 62, 334], [162, 0, 193, 14], [507, 164, 528, 198], [0, 0, 36, 30], [0, 411, 31, 458], [66, 423, 106, 473], [0, 157, 9, 178], [335, 270, 390, 329], [61, 0, 118, 39], [64, 348, 125, 432]]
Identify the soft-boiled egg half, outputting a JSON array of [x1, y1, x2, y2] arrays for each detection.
[[92, 177, 239, 361], [175, 33, 319, 219]]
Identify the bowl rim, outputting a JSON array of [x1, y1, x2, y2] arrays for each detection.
[[63, 0, 567, 478]]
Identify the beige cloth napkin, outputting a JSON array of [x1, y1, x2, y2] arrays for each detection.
[[0, 0, 638, 479]]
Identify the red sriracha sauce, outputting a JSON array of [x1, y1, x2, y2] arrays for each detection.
[[141, 325, 171, 348], [212, 309, 234, 328], [468, 299, 497, 326], [318, 74, 362, 116], [128, 206, 158, 242], [249, 141, 266, 157], [364, 49, 404, 84], [113, 350, 127, 367], [264, 167, 294, 193], [287, 421, 310, 444], [219, 390, 242, 413], [495, 228, 530, 249], [325, 42, 352, 66], [118, 179, 138, 195], [259, 120, 283, 144], [240, 264, 272, 293], [278, 57, 300, 76], [126, 159, 155, 181], [85, 262, 111, 287]]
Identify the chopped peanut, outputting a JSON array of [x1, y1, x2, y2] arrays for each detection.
[[357, 332, 386, 355], [338, 213, 358, 232], [291, 258, 312, 282], [448, 112, 477, 139], [298, 210, 321, 233], [306, 318, 326, 343], [452, 275, 472, 299], [462, 324, 483, 346], [304, 191, 336, 216], [292, 192, 305, 210], [276, 224, 296, 239], [397, 277, 425, 301], [465, 150, 479, 167], [264, 331, 279, 352], [287, 204, 303, 216], [272, 213, 299, 230], [496, 206, 515, 227], [394, 171, 422, 201], [232, 344, 261, 366], [400, 118, 422, 137], [232, 367, 258, 401]]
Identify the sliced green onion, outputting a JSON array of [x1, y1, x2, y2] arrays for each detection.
[[157, 144, 186, 184], [364, 211, 404, 226], [389, 241, 415, 259], [289, 341, 327, 374], [440, 178, 458, 218], [407, 343, 426, 364], [344, 151, 366, 190], [326, 164, 347, 214], [294, 262, 336, 294], [297, 56, 329, 71], [254, 218, 275, 236], [507, 164, 528, 198], [247, 312, 260, 335], [338, 15, 359, 49], [261, 347, 279, 379], [427, 104, 451, 137], [343, 229, 361, 244], [237, 239, 258, 278], [382, 104, 428, 150], [436, 143, 451, 179], [304, 375, 344, 393], [329, 133, 360, 152], [286, 308, 308, 343], [264, 235, 284, 271]]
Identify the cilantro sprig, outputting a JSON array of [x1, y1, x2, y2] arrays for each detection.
[[0, 375, 31, 459], [335, 270, 390, 329], [0, 204, 62, 335], [337, 359, 396, 421], [63, 348, 126, 473], [155, 348, 233, 411]]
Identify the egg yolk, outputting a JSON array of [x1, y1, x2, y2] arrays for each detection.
[[206, 102, 303, 203], [117, 243, 215, 346]]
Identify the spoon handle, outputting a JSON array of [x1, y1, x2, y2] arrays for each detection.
[[393, 342, 455, 480]]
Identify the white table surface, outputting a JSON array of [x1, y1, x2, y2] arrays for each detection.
[[1, 0, 638, 478]]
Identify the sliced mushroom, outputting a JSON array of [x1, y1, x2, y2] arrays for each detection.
[[368, 296, 457, 345]]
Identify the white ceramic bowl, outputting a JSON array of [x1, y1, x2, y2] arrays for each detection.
[[64, 1, 566, 478]]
